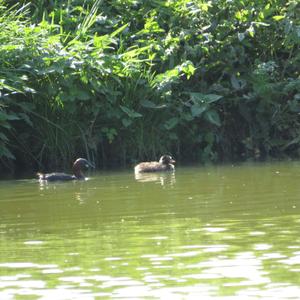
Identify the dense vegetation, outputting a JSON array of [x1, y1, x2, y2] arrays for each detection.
[[0, 0, 299, 174]]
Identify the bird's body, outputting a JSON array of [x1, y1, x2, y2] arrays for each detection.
[[37, 158, 94, 182], [134, 155, 175, 173], [37, 172, 78, 181]]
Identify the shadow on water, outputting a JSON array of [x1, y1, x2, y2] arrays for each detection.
[[1, 161, 300, 298]]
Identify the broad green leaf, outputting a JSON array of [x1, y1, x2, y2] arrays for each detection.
[[164, 117, 179, 130], [1, 123, 11, 129], [191, 104, 207, 117], [0, 145, 15, 159], [140, 99, 167, 109], [189, 92, 223, 104], [181, 61, 196, 79], [0, 132, 8, 141], [122, 118, 132, 127], [19, 113, 33, 126], [6, 113, 20, 121], [182, 112, 194, 121], [0, 111, 19, 121], [204, 110, 221, 126], [120, 105, 142, 118], [230, 75, 246, 90]]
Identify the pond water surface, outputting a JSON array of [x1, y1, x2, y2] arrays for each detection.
[[1, 161, 300, 299]]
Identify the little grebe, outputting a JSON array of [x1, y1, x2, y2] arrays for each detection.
[[134, 155, 175, 173], [37, 158, 94, 181]]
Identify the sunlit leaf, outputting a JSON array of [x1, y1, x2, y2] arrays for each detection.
[[247, 25, 255, 37], [235, 11, 242, 20], [110, 23, 129, 38], [181, 61, 196, 79], [273, 15, 285, 21]]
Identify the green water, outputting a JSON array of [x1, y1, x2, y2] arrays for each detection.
[[1, 161, 300, 299]]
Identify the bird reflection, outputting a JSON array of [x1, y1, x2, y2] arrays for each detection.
[[38, 177, 92, 190], [38, 178, 92, 204], [134, 171, 176, 186]]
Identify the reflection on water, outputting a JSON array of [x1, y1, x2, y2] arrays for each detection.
[[1, 162, 300, 299], [38, 177, 95, 204], [134, 171, 176, 186]]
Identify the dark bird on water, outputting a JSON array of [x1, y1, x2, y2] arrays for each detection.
[[37, 158, 94, 181]]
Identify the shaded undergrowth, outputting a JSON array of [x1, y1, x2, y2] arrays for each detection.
[[0, 0, 300, 174]]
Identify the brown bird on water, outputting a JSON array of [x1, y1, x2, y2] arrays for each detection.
[[134, 155, 176, 173]]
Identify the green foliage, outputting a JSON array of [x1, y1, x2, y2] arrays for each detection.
[[0, 0, 300, 173]]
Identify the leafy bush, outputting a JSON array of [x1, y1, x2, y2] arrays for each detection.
[[0, 0, 300, 174]]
